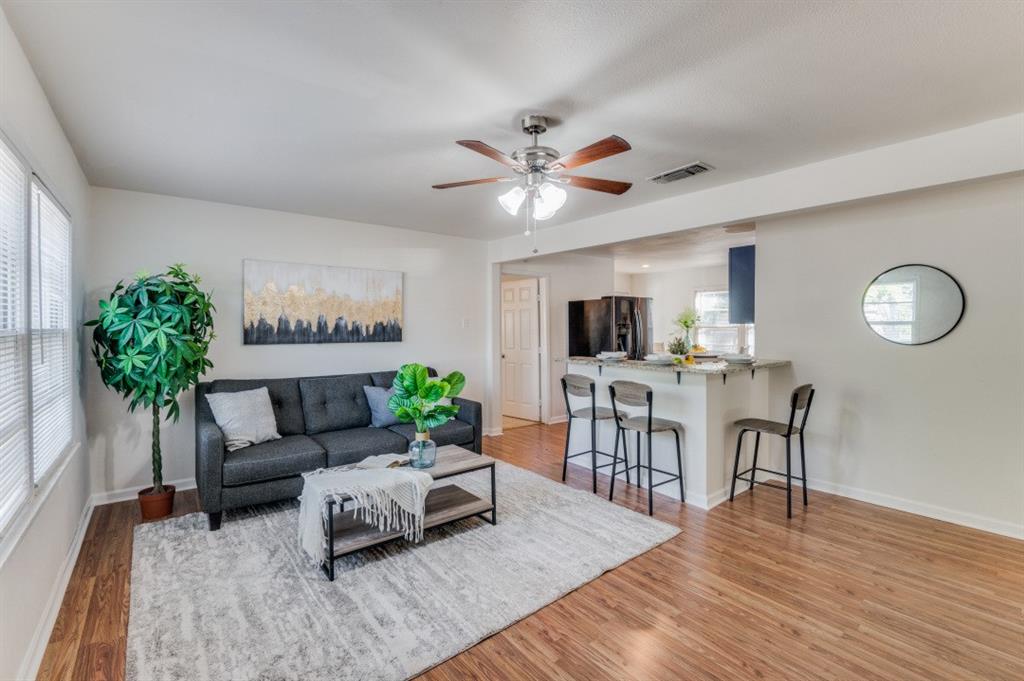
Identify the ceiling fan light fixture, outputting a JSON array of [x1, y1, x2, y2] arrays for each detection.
[[532, 182, 567, 220], [498, 186, 526, 216]]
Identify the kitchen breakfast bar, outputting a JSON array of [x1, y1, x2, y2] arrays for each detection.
[[565, 357, 792, 509]]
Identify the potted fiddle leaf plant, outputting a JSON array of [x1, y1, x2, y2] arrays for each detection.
[[388, 363, 466, 468], [85, 265, 215, 519]]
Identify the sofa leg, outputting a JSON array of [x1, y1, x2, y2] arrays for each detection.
[[208, 512, 222, 531]]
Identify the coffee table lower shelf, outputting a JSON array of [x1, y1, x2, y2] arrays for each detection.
[[320, 483, 494, 580]]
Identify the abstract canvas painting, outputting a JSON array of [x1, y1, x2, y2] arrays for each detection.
[[242, 259, 402, 344]]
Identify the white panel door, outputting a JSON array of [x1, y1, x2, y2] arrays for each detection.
[[501, 278, 540, 421]]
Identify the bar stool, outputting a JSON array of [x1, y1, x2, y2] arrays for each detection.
[[561, 374, 629, 494], [608, 380, 685, 515], [729, 384, 815, 518]]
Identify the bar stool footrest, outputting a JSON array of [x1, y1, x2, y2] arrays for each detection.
[[650, 475, 682, 489], [733, 474, 793, 492], [567, 450, 628, 472], [737, 466, 794, 478]]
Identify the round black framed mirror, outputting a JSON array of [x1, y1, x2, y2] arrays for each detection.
[[862, 264, 964, 345]]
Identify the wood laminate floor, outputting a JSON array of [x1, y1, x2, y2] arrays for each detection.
[[38, 422, 1024, 680], [501, 415, 538, 430]]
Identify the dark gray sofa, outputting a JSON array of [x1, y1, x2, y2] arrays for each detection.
[[195, 369, 483, 530]]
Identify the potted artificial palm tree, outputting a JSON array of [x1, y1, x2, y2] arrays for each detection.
[[85, 265, 215, 519], [388, 363, 465, 468]]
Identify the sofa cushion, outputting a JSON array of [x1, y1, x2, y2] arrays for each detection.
[[299, 375, 373, 434], [209, 378, 305, 436], [310, 428, 410, 467], [204, 387, 281, 451], [389, 419, 475, 448], [221, 435, 325, 486], [369, 370, 399, 388], [363, 386, 400, 428]]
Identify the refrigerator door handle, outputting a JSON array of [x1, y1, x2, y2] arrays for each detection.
[[634, 309, 643, 359]]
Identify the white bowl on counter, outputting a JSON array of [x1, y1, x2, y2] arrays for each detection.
[[644, 353, 676, 365], [721, 354, 755, 365], [596, 351, 626, 362]]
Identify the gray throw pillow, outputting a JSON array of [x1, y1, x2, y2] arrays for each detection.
[[205, 387, 282, 451], [363, 386, 400, 428]]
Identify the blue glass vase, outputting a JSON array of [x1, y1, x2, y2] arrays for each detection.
[[409, 431, 437, 468]]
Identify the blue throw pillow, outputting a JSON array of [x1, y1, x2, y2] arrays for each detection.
[[363, 385, 400, 428]]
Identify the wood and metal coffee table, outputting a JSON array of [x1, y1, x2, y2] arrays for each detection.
[[320, 445, 496, 580]]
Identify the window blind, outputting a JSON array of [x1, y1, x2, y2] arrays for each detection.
[[30, 179, 72, 483], [0, 138, 29, 530]]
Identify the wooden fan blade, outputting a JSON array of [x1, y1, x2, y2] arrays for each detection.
[[549, 135, 631, 171], [432, 177, 509, 189], [456, 140, 524, 170], [563, 176, 632, 195]]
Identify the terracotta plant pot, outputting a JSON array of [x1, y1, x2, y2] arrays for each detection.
[[138, 484, 176, 520]]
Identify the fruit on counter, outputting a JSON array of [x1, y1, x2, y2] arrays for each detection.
[[692, 344, 707, 353]]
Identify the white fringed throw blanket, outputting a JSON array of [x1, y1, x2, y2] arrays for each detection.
[[299, 465, 433, 562]]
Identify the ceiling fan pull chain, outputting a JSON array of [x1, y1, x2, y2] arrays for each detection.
[[530, 192, 539, 254], [524, 191, 531, 237]]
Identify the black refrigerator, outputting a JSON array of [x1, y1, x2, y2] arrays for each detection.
[[568, 296, 653, 360]]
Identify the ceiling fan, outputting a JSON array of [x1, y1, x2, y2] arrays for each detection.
[[432, 115, 632, 222]]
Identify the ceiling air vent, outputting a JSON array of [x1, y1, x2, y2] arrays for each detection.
[[648, 161, 714, 184]]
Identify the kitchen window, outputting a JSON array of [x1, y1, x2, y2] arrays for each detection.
[[694, 290, 754, 354], [0, 132, 73, 535]]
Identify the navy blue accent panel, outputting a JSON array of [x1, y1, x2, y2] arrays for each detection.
[[729, 245, 755, 325]]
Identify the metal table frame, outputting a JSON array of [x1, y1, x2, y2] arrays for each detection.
[[320, 461, 496, 581]]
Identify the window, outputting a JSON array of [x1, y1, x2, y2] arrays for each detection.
[[0, 133, 73, 534], [694, 289, 754, 354], [0, 138, 29, 529], [30, 180, 73, 481]]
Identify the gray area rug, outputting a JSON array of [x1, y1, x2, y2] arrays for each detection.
[[127, 461, 680, 681]]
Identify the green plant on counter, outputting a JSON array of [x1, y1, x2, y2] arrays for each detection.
[[674, 307, 699, 331], [667, 336, 689, 355], [84, 265, 215, 493], [388, 363, 466, 434]]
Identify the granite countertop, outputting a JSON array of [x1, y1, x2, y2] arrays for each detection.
[[566, 356, 791, 375]]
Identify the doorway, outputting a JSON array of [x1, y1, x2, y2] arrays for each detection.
[[500, 276, 542, 425]]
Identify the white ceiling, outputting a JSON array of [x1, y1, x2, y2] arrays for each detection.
[[4, 1, 1022, 240], [575, 222, 755, 273]]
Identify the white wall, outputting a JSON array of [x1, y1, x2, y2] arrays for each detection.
[[756, 175, 1024, 537], [613, 271, 633, 294], [630, 265, 729, 346], [500, 253, 615, 423], [86, 188, 489, 496], [0, 6, 93, 679]]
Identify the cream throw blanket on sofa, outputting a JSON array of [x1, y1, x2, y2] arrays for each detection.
[[299, 465, 433, 563]]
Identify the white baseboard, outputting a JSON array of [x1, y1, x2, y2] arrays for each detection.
[[17, 500, 94, 681], [90, 477, 197, 507], [727, 474, 1023, 539], [483, 427, 503, 437], [545, 415, 568, 425], [804, 476, 1024, 539]]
